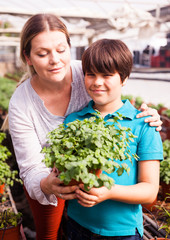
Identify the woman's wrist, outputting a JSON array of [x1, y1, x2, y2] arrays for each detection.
[[40, 177, 51, 195]]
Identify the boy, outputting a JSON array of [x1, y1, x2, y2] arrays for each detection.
[[64, 39, 163, 240]]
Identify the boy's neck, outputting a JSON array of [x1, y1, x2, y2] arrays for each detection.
[[93, 100, 123, 118]]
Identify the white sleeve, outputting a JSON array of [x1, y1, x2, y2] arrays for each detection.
[[8, 101, 58, 206]]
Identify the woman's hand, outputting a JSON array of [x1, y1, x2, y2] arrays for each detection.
[[75, 184, 110, 207], [40, 169, 78, 200], [136, 103, 162, 131]]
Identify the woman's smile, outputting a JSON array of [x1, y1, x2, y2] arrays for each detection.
[[48, 66, 64, 73]]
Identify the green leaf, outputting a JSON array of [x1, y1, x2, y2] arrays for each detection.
[[42, 112, 137, 190]]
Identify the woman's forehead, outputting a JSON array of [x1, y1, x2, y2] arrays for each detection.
[[31, 30, 68, 49]]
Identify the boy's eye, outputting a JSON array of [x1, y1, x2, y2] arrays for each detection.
[[86, 73, 95, 76], [103, 74, 113, 77]]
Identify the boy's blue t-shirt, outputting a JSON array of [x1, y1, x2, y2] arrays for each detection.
[[64, 100, 163, 237]]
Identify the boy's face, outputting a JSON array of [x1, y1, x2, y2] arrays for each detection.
[[85, 72, 126, 113]]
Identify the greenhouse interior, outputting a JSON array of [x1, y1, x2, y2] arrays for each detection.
[[0, 0, 170, 239]]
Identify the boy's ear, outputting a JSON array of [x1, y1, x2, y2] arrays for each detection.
[[122, 77, 128, 86], [23, 51, 32, 66]]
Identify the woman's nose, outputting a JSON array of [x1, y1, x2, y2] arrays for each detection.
[[49, 52, 60, 65]]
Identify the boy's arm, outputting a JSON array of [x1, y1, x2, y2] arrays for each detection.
[[75, 160, 160, 207]]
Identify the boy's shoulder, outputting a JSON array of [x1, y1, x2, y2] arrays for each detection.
[[120, 100, 142, 120], [65, 101, 93, 124], [65, 109, 84, 124]]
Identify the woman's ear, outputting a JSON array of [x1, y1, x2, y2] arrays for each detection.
[[23, 51, 32, 65], [122, 77, 128, 86]]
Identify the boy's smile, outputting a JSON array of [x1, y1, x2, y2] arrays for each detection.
[[85, 72, 127, 116]]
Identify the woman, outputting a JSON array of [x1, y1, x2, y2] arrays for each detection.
[[8, 14, 162, 240]]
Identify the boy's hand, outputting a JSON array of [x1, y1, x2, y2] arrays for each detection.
[[75, 184, 110, 207], [136, 103, 162, 131]]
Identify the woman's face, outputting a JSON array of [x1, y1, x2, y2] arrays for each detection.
[[26, 30, 71, 84]]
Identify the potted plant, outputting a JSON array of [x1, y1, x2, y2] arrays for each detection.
[[0, 132, 22, 195], [0, 208, 22, 240], [153, 195, 170, 240], [0, 132, 23, 239], [160, 140, 170, 201], [42, 112, 138, 191]]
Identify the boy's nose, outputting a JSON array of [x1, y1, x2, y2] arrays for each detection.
[[94, 77, 103, 86]]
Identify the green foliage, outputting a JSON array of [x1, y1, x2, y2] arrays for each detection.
[[0, 209, 22, 229], [155, 194, 170, 239], [5, 72, 24, 82], [0, 77, 17, 111], [121, 95, 143, 109], [0, 132, 22, 186], [121, 94, 133, 102], [42, 112, 138, 191], [134, 96, 143, 109], [162, 109, 170, 118], [121, 94, 170, 113], [160, 140, 170, 185]]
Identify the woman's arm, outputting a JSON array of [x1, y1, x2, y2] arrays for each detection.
[[9, 101, 77, 204], [8, 103, 56, 205], [136, 103, 162, 131], [75, 160, 160, 207]]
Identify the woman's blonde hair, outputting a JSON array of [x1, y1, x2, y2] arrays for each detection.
[[21, 13, 70, 77], [1, 13, 71, 131]]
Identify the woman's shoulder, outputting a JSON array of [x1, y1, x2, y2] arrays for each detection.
[[71, 60, 82, 69], [71, 60, 83, 77], [9, 78, 30, 107]]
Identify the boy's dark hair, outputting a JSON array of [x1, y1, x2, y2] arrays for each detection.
[[82, 39, 133, 83]]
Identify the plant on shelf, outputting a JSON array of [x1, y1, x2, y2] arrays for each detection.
[[154, 194, 170, 240], [0, 207, 22, 240], [0, 76, 17, 112], [0, 208, 22, 229], [160, 140, 170, 201], [162, 109, 170, 119], [42, 112, 138, 191], [160, 140, 170, 185], [0, 132, 22, 194], [0, 132, 23, 239]]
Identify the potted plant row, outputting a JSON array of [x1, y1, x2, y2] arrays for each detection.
[[150, 195, 170, 240], [0, 132, 22, 240], [160, 140, 170, 202], [42, 112, 138, 191]]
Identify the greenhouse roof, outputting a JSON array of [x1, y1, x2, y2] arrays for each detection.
[[0, 0, 169, 48]]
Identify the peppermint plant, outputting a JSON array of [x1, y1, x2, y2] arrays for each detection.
[[42, 112, 138, 191]]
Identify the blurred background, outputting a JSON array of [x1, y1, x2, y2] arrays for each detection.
[[0, 1, 170, 239], [0, 0, 170, 108]]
